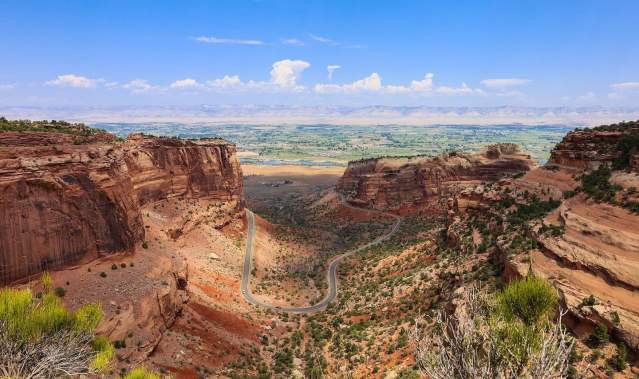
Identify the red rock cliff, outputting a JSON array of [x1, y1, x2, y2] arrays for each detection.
[[0, 132, 243, 284], [547, 121, 639, 170], [337, 143, 534, 212]]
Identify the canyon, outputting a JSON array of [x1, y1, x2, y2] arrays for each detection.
[[0, 132, 243, 285], [2, 120, 639, 377]]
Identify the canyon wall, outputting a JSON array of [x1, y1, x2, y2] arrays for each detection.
[[547, 121, 639, 170], [337, 143, 534, 212], [0, 132, 243, 284]]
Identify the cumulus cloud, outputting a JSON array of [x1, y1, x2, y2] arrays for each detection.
[[315, 73, 383, 93], [46, 74, 101, 88], [410, 73, 435, 91], [611, 82, 639, 90], [169, 78, 202, 89], [203, 60, 310, 92], [281, 38, 304, 46], [386, 73, 434, 94], [480, 78, 531, 89], [327, 65, 341, 80], [315, 72, 482, 96], [123, 79, 157, 93], [194, 36, 263, 45], [269, 59, 310, 88], [207, 75, 243, 89]]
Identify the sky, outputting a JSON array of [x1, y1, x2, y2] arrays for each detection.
[[1, 0, 638, 108]]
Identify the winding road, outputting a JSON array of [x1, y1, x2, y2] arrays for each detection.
[[240, 195, 402, 313]]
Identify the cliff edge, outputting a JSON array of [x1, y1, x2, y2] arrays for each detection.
[[0, 130, 243, 284]]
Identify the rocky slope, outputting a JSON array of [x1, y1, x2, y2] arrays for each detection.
[[438, 122, 639, 373], [0, 131, 243, 284], [337, 143, 534, 213]]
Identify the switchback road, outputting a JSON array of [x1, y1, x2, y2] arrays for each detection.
[[240, 196, 401, 313]]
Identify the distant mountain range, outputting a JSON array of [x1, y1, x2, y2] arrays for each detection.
[[2, 105, 639, 126]]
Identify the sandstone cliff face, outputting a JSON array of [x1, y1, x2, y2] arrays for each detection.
[[337, 143, 534, 212], [0, 132, 243, 284], [547, 123, 639, 171]]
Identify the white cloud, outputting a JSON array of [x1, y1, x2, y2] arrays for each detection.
[[204, 60, 311, 93], [611, 82, 639, 90], [310, 34, 339, 46], [410, 73, 434, 92], [207, 75, 243, 89], [385, 73, 435, 93], [169, 78, 202, 89], [46, 74, 101, 88], [315, 73, 382, 93], [315, 72, 483, 96], [123, 79, 156, 93], [270, 59, 310, 89], [0, 83, 15, 90], [194, 36, 263, 45], [480, 78, 531, 89], [436, 83, 484, 96], [281, 38, 304, 46], [327, 65, 341, 80]]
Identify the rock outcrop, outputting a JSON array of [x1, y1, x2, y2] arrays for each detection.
[[547, 121, 639, 171], [0, 132, 243, 284], [337, 143, 534, 213]]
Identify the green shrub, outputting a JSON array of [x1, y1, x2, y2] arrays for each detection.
[[0, 274, 112, 376], [496, 275, 559, 326], [142, 241, 149, 249], [612, 135, 639, 170], [54, 287, 66, 298], [611, 311, 621, 326], [122, 367, 161, 379], [111, 264, 118, 270], [120, 263, 127, 268], [508, 198, 561, 226], [589, 324, 609, 347], [581, 165, 621, 202], [100, 271, 107, 278], [581, 295, 597, 306], [611, 342, 628, 371]]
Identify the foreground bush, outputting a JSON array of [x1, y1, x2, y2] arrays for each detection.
[[0, 273, 113, 378], [123, 367, 162, 379], [414, 276, 573, 379]]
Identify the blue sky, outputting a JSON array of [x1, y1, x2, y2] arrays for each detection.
[[1, 0, 638, 107]]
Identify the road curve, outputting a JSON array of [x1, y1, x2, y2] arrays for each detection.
[[240, 195, 402, 313]]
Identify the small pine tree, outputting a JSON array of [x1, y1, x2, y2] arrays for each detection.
[[611, 342, 628, 371], [589, 324, 609, 347]]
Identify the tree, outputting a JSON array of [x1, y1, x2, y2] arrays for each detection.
[[413, 278, 573, 379], [0, 273, 113, 378]]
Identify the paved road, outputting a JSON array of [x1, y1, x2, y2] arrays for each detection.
[[240, 196, 402, 313]]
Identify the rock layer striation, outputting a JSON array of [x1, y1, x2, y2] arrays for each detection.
[[337, 143, 534, 212], [0, 132, 243, 284]]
